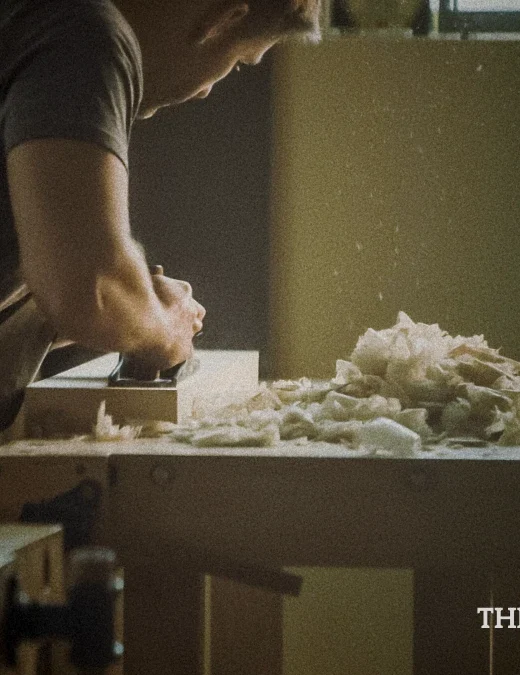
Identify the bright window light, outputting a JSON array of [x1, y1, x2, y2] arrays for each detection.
[[454, 1, 520, 9]]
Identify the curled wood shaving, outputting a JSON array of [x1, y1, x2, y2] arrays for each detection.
[[92, 401, 141, 442]]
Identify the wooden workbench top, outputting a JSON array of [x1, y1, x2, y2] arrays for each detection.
[[2, 436, 520, 460]]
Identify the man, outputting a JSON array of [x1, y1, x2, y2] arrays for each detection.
[[0, 0, 320, 430]]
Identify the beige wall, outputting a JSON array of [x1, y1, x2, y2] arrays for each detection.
[[284, 567, 413, 675], [270, 37, 520, 379], [271, 35, 520, 675]]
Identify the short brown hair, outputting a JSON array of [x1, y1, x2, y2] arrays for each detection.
[[239, 0, 322, 41]]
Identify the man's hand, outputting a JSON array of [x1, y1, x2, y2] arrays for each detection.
[[148, 275, 206, 365], [7, 138, 205, 368]]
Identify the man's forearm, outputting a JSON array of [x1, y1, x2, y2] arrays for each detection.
[[8, 140, 201, 369], [33, 240, 178, 368]]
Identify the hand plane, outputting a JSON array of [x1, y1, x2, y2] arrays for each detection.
[[107, 265, 201, 388]]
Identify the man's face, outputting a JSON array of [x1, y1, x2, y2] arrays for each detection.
[[138, 34, 278, 119]]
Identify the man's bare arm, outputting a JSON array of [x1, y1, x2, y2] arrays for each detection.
[[7, 138, 204, 369]]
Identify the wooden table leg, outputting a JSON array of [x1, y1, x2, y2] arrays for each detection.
[[123, 559, 205, 675], [414, 568, 492, 675], [209, 576, 283, 675], [121, 560, 284, 675]]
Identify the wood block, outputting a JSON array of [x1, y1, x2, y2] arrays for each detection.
[[22, 350, 258, 437]]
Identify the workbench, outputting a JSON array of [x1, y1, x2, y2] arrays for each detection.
[[1, 438, 519, 674]]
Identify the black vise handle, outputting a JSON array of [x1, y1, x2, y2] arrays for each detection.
[[3, 547, 123, 671], [20, 479, 102, 551]]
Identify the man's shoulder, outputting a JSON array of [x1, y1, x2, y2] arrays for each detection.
[[1, 0, 139, 54], [0, 0, 142, 98], [57, 0, 138, 47], [0, 0, 142, 170]]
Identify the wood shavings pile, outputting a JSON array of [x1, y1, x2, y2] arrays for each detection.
[[94, 312, 520, 452]]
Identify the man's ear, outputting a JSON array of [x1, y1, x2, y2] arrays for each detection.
[[195, 2, 249, 44]]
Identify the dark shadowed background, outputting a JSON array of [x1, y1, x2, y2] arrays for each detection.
[[42, 58, 273, 378], [129, 58, 273, 376]]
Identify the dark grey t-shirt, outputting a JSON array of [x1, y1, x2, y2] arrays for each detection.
[[0, 0, 143, 297]]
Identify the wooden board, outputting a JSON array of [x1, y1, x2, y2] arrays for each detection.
[[22, 350, 258, 437]]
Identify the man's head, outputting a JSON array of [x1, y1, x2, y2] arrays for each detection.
[[115, 0, 321, 117], [222, 0, 321, 42]]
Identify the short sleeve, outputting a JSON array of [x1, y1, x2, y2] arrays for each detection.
[[3, 1, 142, 170]]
